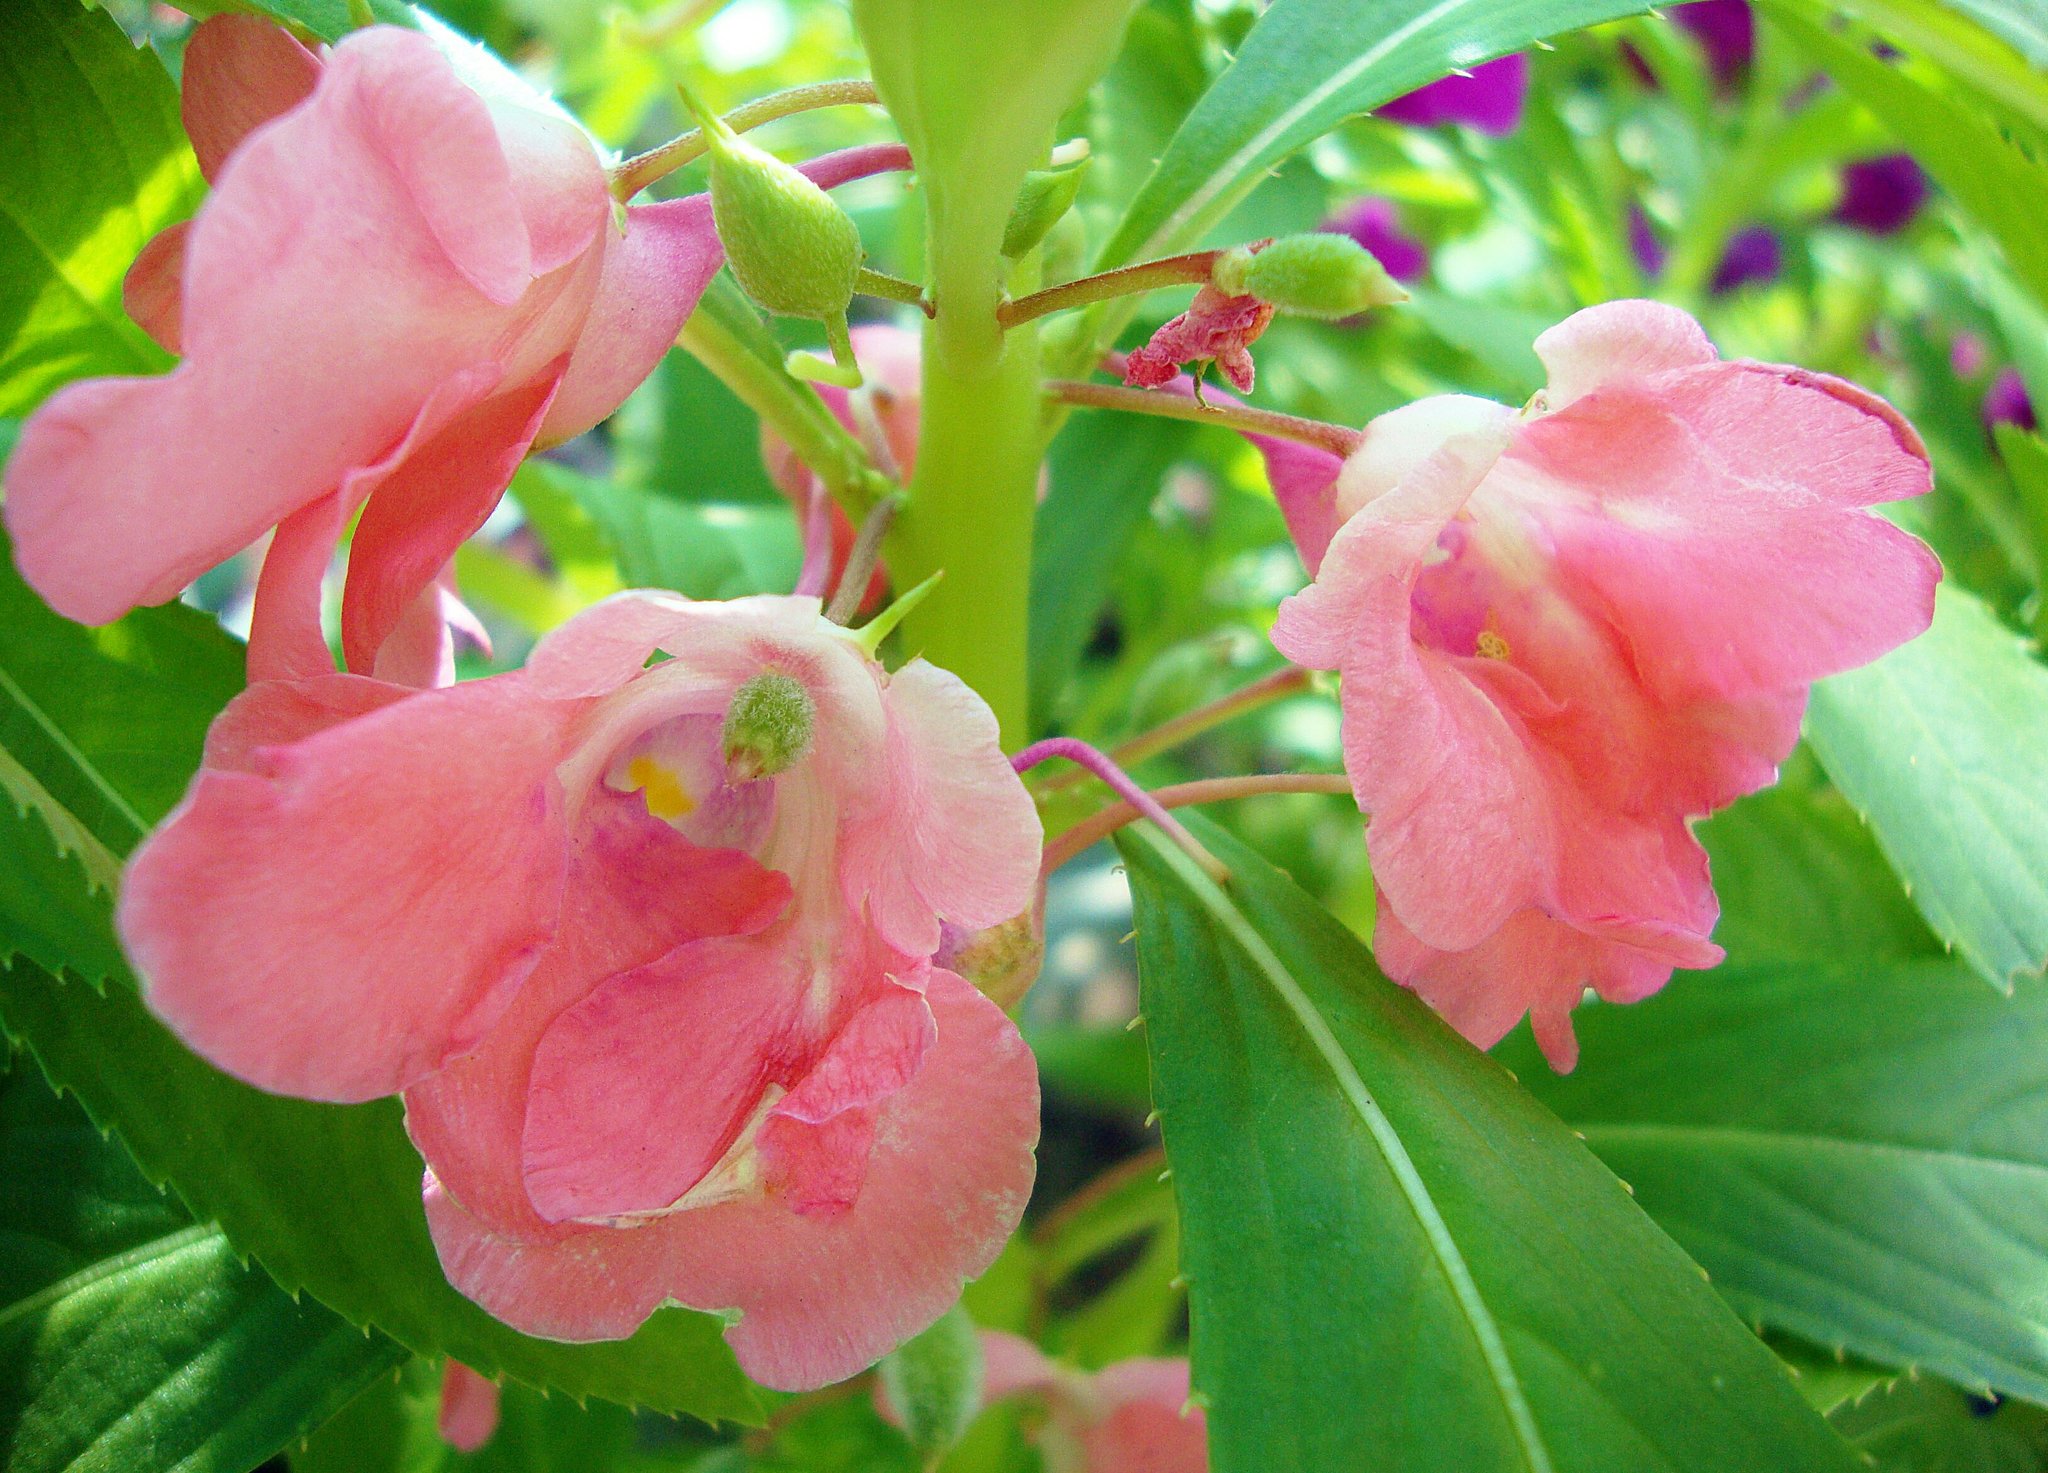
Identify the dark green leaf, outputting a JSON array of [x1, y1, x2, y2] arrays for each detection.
[[1505, 959, 2048, 1404], [1805, 585, 2048, 988], [0, 0, 200, 416], [1029, 411, 1191, 732], [0, 1061, 405, 1473], [1118, 816, 1859, 1473]]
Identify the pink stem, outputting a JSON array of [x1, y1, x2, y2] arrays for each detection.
[[1013, 738, 1228, 881]]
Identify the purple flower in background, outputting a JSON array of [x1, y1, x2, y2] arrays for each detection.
[[1833, 154, 1929, 235], [1951, 332, 1989, 379], [1628, 205, 1667, 277], [1985, 367, 2037, 433], [1322, 198, 1429, 283], [1711, 226, 1782, 293], [1673, 0, 1755, 87], [1378, 54, 1529, 136]]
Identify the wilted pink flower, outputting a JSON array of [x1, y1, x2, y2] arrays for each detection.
[[120, 592, 1043, 1388], [1834, 154, 1929, 235], [1378, 54, 1529, 136], [436, 1362, 500, 1453], [3, 16, 906, 688], [881, 1333, 1208, 1472], [1268, 301, 1939, 1068], [1125, 288, 1276, 394], [1321, 199, 1429, 284]]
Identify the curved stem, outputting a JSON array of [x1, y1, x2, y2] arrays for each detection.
[[1044, 379, 1362, 458], [1015, 738, 1228, 882], [998, 251, 1220, 329], [855, 266, 935, 316], [1036, 666, 1315, 795], [1043, 772, 1353, 876], [610, 79, 884, 200], [825, 493, 903, 624]]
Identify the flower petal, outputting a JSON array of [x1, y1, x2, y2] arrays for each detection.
[[179, 15, 323, 181]]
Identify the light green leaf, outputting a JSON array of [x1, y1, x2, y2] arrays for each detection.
[[1094, 0, 1661, 271], [1805, 584, 2048, 988], [1118, 816, 1859, 1473], [0, 0, 201, 417], [175, 0, 416, 43], [1505, 958, 2048, 1405], [1830, 1377, 2048, 1471], [0, 1061, 406, 1473]]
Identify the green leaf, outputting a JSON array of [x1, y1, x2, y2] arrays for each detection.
[[1767, 1334, 1899, 1417], [0, 1060, 406, 1473], [1697, 775, 1939, 968], [874, 1305, 983, 1461], [1504, 958, 2048, 1405], [1117, 816, 1859, 1473], [1093, 0, 1661, 271], [1805, 584, 2048, 988], [1029, 411, 1192, 732], [1764, 0, 2048, 308], [175, 0, 416, 44], [0, 956, 761, 1424], [1830, 1378, 2048, 1472], [0, 0, 201, 417]]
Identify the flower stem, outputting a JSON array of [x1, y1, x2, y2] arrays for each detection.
[[1043, 379, 1363, 458], [855, 266, 935, 316], [1042, 772, 1353, 876], [825, 492, 903, 624], [609, 79, 884, 200], [1036, 666, 1316, 795], [1014, 738, 1230, 883], [997, 252, 1220, 329]]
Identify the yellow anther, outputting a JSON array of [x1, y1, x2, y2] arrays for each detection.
[[626, 756, 695, 821], [1476, 630, 1511, 660]]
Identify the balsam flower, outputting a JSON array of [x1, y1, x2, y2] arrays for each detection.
[[120, 592, 1043, 1389], [1268, 301, 1939, 1068], [3, 16, 906, 689], [1124, 287, 1275, 394]]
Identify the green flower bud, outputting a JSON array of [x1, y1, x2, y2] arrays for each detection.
[[1002, 157, 1089, 259], [1212, 233, 1408, 319], [722, 671, 815, 782], [680, 84, 863, 322], [876, 1305, 984, 1460]]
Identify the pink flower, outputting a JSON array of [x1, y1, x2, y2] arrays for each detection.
[[882, 1333, 1207, 1472], [436, 1362, 500, 1453], [2, 15, 906, 689], [1268, 301, 1939, 1068], [762, 324, 924, 609], [1125, 287, 1276, 395], [119, 592, 1043, 1389]]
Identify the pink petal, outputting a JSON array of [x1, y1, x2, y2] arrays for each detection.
[[522, 590, 824, 699], [840, 660, 1044, 957], [979, 1331, 1060, 1403], [342, 366, 564, 676], [1531, 298, 1715, 411], [422, 969, 1038, 1392], [200, 673, 412, 772], [1084, 1359, 1208, 1473], [122, 223, 188, 355], [435, 1362, 500, 1453], [121, 675, 576, 1101], [179, 15, 323, 181], [3, 31, 603, 629]]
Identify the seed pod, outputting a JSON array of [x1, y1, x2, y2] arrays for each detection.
[[1212, 233, 1408, 319]]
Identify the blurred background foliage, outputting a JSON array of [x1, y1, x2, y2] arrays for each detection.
[[20, 0, 2048, 1467]]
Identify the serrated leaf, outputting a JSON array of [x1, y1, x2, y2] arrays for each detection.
[[1830, 1377, 2048, 1471], [0, 1061, 406, 1473], [1117, 816, 1860, 1473], [1805, 584, 2048, 988], [1504, 958, 2048, 1406], [175, 0, 416, 44], [0, 0, 201, 417]]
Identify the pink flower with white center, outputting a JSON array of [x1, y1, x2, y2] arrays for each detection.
[[1269, 301, 1939, 1068], [119, 591, 1043, 1389], [3, 15, 906, 689]]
